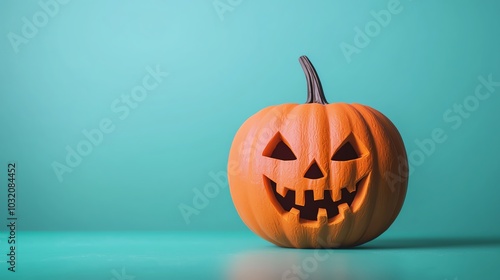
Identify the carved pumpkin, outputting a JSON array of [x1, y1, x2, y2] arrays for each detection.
[[228, 56, 408, 248]]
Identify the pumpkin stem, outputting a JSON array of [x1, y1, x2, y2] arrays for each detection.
[[299, 56, 328, 105]]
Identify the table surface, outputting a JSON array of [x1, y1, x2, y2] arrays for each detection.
[[0, 231, 499, 280]]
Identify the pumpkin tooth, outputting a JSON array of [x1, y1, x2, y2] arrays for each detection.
[[288, 207, 301, 223], [313, 188, 324, 200], [317, 208, 328, 225], [275, 184, 288, 197], [347, 183, 356, 193], [295, 191, 306, 206], [337, 203, 353, 219], [331, 188, 342, 202]]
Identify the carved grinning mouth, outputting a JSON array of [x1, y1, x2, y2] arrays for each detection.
[[264, 175, 367, 222]]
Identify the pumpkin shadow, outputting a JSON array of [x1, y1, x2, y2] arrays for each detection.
[[358, 236, 500, 250]]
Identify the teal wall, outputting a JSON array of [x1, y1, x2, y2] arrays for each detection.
[[1, 0, 499, 235]]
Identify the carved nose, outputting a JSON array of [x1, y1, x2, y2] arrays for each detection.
[[304, 160, 324, 179]]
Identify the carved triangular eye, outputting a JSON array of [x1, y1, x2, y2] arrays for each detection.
[[263, 133, 297, 161], [332, 141, 360, 161]]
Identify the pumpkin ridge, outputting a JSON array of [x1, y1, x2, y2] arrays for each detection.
[[363, 106, 408, 226], [349, 104, 406, 245], [230, 106, 277, 240]]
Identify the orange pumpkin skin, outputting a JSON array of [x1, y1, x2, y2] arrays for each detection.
[[228, 56, 408, 248]]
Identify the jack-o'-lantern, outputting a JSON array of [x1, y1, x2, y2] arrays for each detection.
[[228, 56, 408, 248]]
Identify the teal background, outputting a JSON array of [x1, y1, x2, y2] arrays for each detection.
[[1, 0, 500, 279]]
